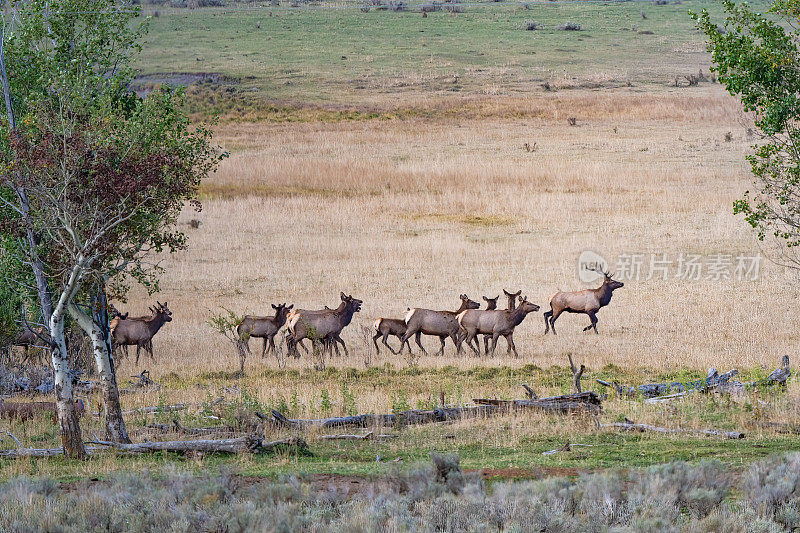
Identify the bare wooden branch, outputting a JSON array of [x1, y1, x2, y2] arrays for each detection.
[[521, 384, 538, 399], [568, 354, 585, 393], [318, 432, 399, 441], [603, 422, 744, 439]]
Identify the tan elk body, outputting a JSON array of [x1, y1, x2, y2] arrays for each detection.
[[543, 270, 624, 334], [458, 297, 540, 357], [400, 294, 480, 356], [286, 293, 362, 358], [237, 303, 293, 358]]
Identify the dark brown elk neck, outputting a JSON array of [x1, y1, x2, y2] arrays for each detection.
[[593, 282, 614, 306], [506, 296, 517, 310], [508, 306, 532, 327], [274, 309, 289, 328]]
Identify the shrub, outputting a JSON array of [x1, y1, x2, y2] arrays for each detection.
[[523, 19, 540, 30], [559, 21, 581, 31]]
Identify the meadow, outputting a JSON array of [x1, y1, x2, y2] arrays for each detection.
[[4, 0, 800, 491]]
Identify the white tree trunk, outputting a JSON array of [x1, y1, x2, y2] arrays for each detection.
[[50, 302, 85, 458], [69, 302, 130, 444]]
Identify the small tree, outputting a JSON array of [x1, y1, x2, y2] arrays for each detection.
[[0, 0, 221, 455], [694, 0, 800, 270]]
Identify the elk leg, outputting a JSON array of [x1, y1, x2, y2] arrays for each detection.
[[401, 337, 412, 354], [464, 330, 480, 356], [450, 332, 463, 356], [506, 334, 519, 358], [408, 331, 427, 355], [382, 333, 399, 355], [135, 344, 142, 366], [261, 337, 269, 358], [435, 336, 446, 357], [549, 309, 563, 335], [490, 332, 501, 356], [336, 336, 349, 357], [583, 311, 599, 334], [543, 310, 553, 334], [269, 336, 277, 356], [372, 332, 382, 354], [483, 335, 491, 355]]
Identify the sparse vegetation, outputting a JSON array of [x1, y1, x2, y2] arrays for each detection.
[[4, 456, 800, 531]]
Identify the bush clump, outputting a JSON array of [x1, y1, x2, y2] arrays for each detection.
[[559, 21, 582, 31]]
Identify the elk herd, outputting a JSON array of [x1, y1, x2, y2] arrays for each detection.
[[5, 269, 625, 366]]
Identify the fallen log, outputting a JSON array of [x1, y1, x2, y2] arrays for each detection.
[[122, 403, 187, 415], [318, 432, 398, 440], [603, 421, 744, 439], [141, 420, 238, 436], [87, 435, 306, 455], [0, 445, 108, 458], [267, 392, 601, 431], [598, 357, 792, 400]]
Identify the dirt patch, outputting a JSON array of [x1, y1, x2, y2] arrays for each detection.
[[473, 466, 586, 480]]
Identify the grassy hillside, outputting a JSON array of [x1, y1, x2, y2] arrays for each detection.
[[136, 0, 728, 109]]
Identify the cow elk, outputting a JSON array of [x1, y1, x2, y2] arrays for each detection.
[[543, 269, 624, 335], [237, 303, 293, 359], [400, 294, 480, 356], [111, 301, 173, 365], [372, 317, 412, 355], [459, 296, 540, 357], [286, 293, 362, 359]]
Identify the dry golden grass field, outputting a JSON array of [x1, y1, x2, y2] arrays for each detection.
[[120, 85, 797, 385]]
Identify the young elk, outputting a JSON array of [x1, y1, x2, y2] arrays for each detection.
[[237, 303, 293, 358], [372, 317, 412, 355], [459, 296, 540, 357], [111, 302, 173, 365], [543, 269, 624, 335], [400, 294, 480, 356]]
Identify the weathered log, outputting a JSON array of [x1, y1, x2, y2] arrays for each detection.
[[603, 421, 744, 439], [765, 355, 791, 385], [141, 420, 238, 436], [87, 435, 306, 455], [0, 445, 108, 458], [122, 403, 187, 415], [318, 432, 398, 440], [268, 392, 602, 431]]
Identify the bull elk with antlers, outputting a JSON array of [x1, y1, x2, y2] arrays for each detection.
[[543, 269, 624, 334]]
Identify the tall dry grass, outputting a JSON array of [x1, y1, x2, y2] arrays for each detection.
[[122, 87, 796, 380]]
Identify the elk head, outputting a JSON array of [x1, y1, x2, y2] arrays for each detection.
[[340, 292, 363, 313], [272, 303, 293, 320], [483, 295, 499, 310], [460, 294, 480, 310], [155, 301, 173, 322], [517, 296, 540, 314], [591, 268, 624, 291]]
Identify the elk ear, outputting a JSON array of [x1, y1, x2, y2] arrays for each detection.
[[286, 304, 293, 310], [341, 291, 346, 300], [272, 304, 278, 310]]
